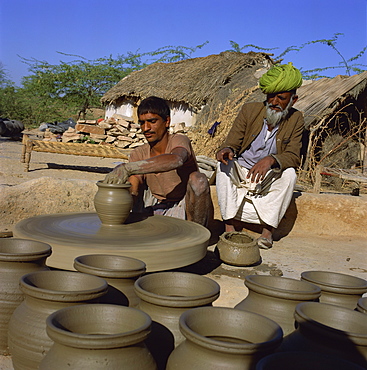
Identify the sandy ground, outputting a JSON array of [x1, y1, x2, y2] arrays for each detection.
[[0, 134, 366, 369]]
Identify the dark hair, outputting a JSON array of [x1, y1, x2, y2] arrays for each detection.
[[137, 96, 170, 121]]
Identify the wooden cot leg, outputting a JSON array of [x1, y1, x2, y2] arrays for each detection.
[[313, 165, 322, 193]]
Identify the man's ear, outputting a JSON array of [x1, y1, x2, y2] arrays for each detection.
[[292, 95, 298, 105], [165, 117, 171, 128]]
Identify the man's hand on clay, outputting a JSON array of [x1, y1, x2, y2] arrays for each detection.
[[103, 163, 131, 184], [216, 148, 234, 165], [247, 156, 276, 183]]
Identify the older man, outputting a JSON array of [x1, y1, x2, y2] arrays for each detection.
[[104, 96, 213, 227], [216, 63, 304, 249]]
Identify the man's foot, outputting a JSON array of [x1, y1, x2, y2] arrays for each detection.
[[257, 237, 273, 249]]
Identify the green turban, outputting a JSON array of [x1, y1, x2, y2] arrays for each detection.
[[259, 62, 303, 94]]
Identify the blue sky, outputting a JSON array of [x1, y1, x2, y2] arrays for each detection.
[[0, 0, 366, 85]]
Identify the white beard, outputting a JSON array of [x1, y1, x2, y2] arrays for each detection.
[[266, 96, 294, 128]]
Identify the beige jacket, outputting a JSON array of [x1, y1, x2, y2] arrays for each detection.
[[219, 102, 304, 169]]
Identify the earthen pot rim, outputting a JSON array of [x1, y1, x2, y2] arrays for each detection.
[[357, 297, 367, 313], [295, 302, 367, 342], [46, 304, 151, 349], [245, 275, 321, 300], [20, 270, 108, 302], [74, 254, 146, 279], [134, 272, 220, 307], [301, 270, 367, 294], [96, 180, 131, 189], [0, 238, 52, 262], [179, 307, 283, 354], [219, 231, 256, 245]]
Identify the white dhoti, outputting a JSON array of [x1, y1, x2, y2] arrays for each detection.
[[216, 160, 296, 228]]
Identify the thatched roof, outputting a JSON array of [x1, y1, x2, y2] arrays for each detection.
[[101, 51, 273, 110], [294, 71, 367, 129]]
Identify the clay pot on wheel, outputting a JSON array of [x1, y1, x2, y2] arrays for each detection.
[[235, 275, 321, 336], [74, 254, 146, 308], [166, 306, 283, 370], [216, 231, 260, 266], [0, 238, 51, 355], [279, 302, 367, 368], [8, 270, 108, 370], [94, 181, 133, 225], [301, 270, 367, 309], [256, 351, 365, 370], [39, 304, 157, 370]]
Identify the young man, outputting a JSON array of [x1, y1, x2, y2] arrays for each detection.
[[104, 96, 213, 227], [216, 63, 304, 249]]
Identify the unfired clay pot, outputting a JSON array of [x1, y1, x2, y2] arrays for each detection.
[[301, 270, 367, 309], [235, 275, 321, 336], [94, 181, 133, 225], [166, 306, 283, 370], [357, 297, 367, 314], [135, 272, 220, 369], [74, 254, 146, 307], [135, 272, 220, 346], [216, 231, 260, 266], [0, 238, 52, 355], [8, 270, 108, 370], [39, 304, 157, 370], [279, 302, 367, 368], [256, 351, 365, 370]]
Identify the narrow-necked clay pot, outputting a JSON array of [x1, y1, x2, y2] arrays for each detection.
[[8, 270, 108, 370], [135, 272, 220, 369], [235, 275, 321, 336], [256, 351, 365, 370], [74, 254, 146, 307], [94, 181, 133, 225], [301, 270, 367, 309], [357, 297, 367, 314], [279, 302, 367, 368], [39, 304, 157, 370], [166, 306, 283, 370], [0, 238, 52, 355], [216, 231, 260, 266]]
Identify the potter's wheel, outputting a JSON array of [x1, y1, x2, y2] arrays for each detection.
[[13, 213, 210, 272]]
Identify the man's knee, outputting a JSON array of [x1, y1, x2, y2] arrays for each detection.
[[188, 171, 210, 196]]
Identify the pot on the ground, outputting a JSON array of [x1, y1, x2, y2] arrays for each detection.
[[39, 304, 157, 370], [216, 231, 260, 266], [301, 270, 367, 309], [166, 306, 283, 370], [74, 254, 146, 307], [279, 302, 367, 368], [0, 238, 51, 355], [8, 270, 108, 370], [235, 275, 321, 336]]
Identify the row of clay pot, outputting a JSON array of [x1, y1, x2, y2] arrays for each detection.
[[1, 238, 367, 369]]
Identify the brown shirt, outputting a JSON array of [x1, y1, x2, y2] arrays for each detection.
[[220, 102, 305, 170], [129, 133, 198, 202]]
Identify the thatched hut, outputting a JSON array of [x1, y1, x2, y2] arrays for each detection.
[[101, 51, 274, 128]]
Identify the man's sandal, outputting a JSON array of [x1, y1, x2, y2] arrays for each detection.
[[257, 237, 273, 250]]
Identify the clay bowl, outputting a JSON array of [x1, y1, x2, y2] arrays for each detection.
[[301, 270, 367, 309], [217, 231, 260, 266]]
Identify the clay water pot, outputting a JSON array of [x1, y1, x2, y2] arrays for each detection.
[[301, 270, 367, 309], [39, 304, 157, 370], [94, 181, 133, 225], [0, 238, 52, 355], [256, 351, 365, 370], [135, 272, 220, 369], [235, 275, 321, 336], [8, 270, 108, 370], [279, 302, 367, 368], [166, 306, 283, 370], [74, 254, 146, 308], [216, 231, 260, 266], [357, 297, 367, 314]]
